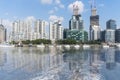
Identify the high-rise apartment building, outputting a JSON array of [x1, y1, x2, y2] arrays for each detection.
[[34, 20, 46, 39], [106, 19, 117, 30], [49, 21, 63, 41], [12, 20, 33, 41], [89, 0, 101, 41], [0, 24, 6, 43]]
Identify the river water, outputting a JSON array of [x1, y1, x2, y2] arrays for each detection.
[[0, 47, 120, 80]]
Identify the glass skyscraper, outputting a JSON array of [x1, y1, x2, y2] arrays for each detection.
[[106, 19, 117, 30], [69, 15, 84, 30], [105, 29, 115, 43], [66, 4, 88, 42], [115, 29, 120, 43]]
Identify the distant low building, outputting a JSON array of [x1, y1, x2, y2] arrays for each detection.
[[66, 29, 88, 42]]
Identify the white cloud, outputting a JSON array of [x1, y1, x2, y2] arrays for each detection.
[[68, 1, 84, 14], [49, 15, 64, 22], [40, 0, 53, 4], [25, 16, 36, 22], [48, 10, 55, 14]]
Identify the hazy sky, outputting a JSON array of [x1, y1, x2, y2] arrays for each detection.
[[0, 0, 120, 31]]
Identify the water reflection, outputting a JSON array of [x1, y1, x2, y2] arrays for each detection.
[[0, 48, 120, 80]]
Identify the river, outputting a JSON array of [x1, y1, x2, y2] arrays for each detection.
[[0, 47, 120, 80]]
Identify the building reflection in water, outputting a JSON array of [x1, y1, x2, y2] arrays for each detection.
[[0, 48, 120, 80], [105, 49, 116, 70]]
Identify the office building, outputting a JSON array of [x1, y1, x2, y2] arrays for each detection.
[[106, 19, 117, 30], [67, 3, 88, 42], [115, 29, 120, 43], [63, 28, 69, 39], [89, 0, 101, 41], [105, 29, 115, 43], [90, 25, 101, 40], [69, 14, 84, 30], [69, 4, 84, 30], [66, 29, 88, 42], [101, 30, 105, 42]]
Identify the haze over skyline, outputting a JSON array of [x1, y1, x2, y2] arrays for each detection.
[[0, 0, 120, 31]]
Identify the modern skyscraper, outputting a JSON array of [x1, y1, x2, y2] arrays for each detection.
[[0, 24, 6, 43], [66, 4, 88, 42], [69, 5, 84, 30], [89, 0, 101, 41], [106, 19, 117, 30], [49, 21, 63, 41]]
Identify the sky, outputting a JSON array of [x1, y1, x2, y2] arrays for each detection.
[[0, 0, 120, 32]]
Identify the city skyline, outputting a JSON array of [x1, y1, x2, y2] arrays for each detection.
[[0, 0, 120, 32]]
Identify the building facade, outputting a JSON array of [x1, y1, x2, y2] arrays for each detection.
[[115, 29, 120, 43], [106, 19, 117, 30], [90, 25, 101, 41], [69, 15, 84, 30], [49, 21, 63, 41], [89, 0, 101, 41], [66, 29, 88, 42], [105, 29, 115, 43], [66, 4, 88, 42], [101, 30, 105, 42], [34, 20, 46, 39], [0, 24, 6, 43]]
